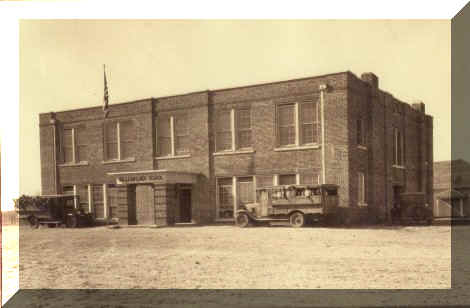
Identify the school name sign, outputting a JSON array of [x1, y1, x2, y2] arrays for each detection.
[[110, 170, 198, 185]]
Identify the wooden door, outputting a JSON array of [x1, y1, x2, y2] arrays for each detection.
[[179, 189, 192, 223], [136, 185, 155, 225]]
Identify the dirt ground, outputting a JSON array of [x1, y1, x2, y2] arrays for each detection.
[[16, 224, 451, 290]]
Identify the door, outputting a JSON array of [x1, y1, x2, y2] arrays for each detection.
[[136, 184, 155, 225], [179, 189, 192, 223]]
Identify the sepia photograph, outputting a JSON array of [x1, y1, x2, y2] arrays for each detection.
[[2, 1, 470, 307]]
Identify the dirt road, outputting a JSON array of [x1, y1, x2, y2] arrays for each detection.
[[18, 225, 451, 289]]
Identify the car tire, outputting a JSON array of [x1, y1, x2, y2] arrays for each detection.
[[289, 212, 305, 228], [236, 212, 251, 228], [66, 215, 78, 228], [29, 215, 39, 229]]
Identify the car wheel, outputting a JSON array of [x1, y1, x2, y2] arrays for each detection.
[[66, 215, 78, 228], [236, 212, 251, 228], [290, 212, 305, 228], [29, 216, 39, 229]]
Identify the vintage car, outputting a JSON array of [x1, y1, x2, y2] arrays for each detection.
[[16, 194, 94, 228], [236, 184, 340, 228], [391, 192, 433, 225]]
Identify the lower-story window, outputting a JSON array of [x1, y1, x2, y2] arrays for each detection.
[[108, 184, 119, 219], [77, 185, 89, 213], [279, 174, 297, 185], [93, 184, 104, 218], [217, 178, 234, 219]]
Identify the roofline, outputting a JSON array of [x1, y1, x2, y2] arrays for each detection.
[[41, 71, 353, 115]]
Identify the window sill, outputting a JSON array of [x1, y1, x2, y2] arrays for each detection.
[[102, 157, 136, 165], [155, 154, 191, 160], [274, 144, 320, 152], [392, 165, 405, 169], [58, 161, 89, 167], [357, 145, 367, 151], [213, 149, 255, 156], [358, 203, 368, 207]]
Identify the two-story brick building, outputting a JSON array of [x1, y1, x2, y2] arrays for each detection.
[[39, 71, 433, 225]]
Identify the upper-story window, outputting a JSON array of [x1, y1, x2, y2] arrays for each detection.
[[215, 108, 252, 152], [393, 127, 404, 166], [276, 102, 319, 148], [357, 118, 366, 147], [60, 127, 87, 164], [104, 120, 134, 161], [156, 114, 189, 157]]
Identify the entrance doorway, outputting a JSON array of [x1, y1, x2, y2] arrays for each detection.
[[135, 184, 155, 225], [179, 189, 192, 223]]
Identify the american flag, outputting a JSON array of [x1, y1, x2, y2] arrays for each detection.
[[103, 64, 109, 117]]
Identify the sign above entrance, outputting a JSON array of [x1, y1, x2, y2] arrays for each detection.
[[108, 170, 198, 185], [117, 174, 165, 184]]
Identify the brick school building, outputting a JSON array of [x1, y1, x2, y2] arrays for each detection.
[[39, 71, 433, 225]]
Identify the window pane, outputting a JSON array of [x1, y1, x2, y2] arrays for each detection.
[[158, 117, 171, 156], [92, 185, 104, 218], [393, 129, 398, 164], [105, 123, 117, 141], [158, 137, 171, 156], [216, 132, 232, 151], [301, 103, 314, 123], [106, 142, 118, 160], [216, 110, 231, 131], [76, 145, 87, 162], [279, 174, 296, 185], [176, 136, 189, 154], [120, 121, 134, 142], [358, 173, 365, 203], [280, 126, 295, 146], [238, 130, 252, 149], [397, 131, 402, 165], [77, 185, 89, 212], [218, 178, 233, 219], [238, 178, 254, 204], [237, 109, 251, 130], [120, 141, 132, 159], [300, 174, 316, 185], [278, 105, 294, 126], [63, 129, 73, 163], [175, 115, 189, 154], [256, 175, 273, 188], [108, 186, 119, 219], [75, 129, 87, 161], [302, 124, 314, 144]]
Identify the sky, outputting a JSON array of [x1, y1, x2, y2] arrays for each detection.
[[17, 19, 451, 198]]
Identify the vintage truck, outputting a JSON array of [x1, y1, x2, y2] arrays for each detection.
[[391, 192, 433, 225], [235, 184, 340, 227], [16, 194, 94, 228]]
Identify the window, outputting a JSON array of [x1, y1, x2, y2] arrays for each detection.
[[215, 108, 252, 152], [277, 102, 319, 148], [77, 185, 89, 213], [216, 110, 232, 151], [217, 178, 233, 219], [279, 174, 297, 185], [237, 109, 252, 149], [61, 127, 87, 164], [238, 177, 254, 204], [108, 184, 119, 219], [358, 172, 366, 205], [104, 121, 135, 161], [278, 104, 296, 146], [156, 114, 190, 157], [357, 118, 366, 146], [93, 184, 104, 218], [62, 185, 74, 195], [300, 102, 319, 144], [393, 128, 404, 166], [300, 174, 320, 185], [157, 116, 172, 156], [256, 175, 274, 188], [175, 115, 189, 155]]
